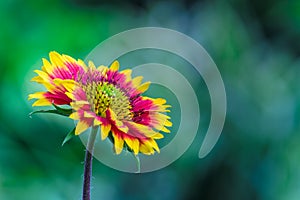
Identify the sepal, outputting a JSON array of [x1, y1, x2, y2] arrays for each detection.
[[61, 127, 76, 146], [29, 104, 72, 117]]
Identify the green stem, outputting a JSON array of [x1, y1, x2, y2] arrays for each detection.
[[82, 126, 98, 200], [133, 154, 141, 173]]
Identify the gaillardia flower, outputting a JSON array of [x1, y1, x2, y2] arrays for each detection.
[[29, 51, 172, 155]]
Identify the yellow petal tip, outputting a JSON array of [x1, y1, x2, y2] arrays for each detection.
[[110, 60, 119, 71]]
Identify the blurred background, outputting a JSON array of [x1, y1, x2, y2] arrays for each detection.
[[1, 0, 300, 199]]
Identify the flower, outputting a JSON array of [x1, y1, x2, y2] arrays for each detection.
[[29, 52, 172, 155]]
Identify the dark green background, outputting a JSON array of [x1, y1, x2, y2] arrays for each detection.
[[1, 0, 300, 199]]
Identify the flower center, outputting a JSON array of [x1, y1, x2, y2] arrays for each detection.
[[82, 82, 132, 120]]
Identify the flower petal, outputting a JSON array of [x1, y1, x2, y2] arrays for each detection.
[[112, 132, 124, 154], [124, 137, 139, 155], [137, 81, 150, 93], [101, 124, 111, 140], [69, 112, 80, 120], [32, 98, 51, 106], [75, 121, 90, 135], [110, 60, 119, 71]]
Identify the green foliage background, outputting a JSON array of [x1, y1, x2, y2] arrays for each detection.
[[1, 0, 300, 199]]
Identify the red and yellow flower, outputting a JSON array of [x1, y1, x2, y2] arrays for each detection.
[[29, 51, 172, 155]]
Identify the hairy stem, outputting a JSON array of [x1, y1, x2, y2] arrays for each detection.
[[82, 126, 98, 200]]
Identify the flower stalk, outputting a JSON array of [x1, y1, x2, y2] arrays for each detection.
[[82, 126, 99, 200]]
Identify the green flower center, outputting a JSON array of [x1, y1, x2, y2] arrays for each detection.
[[82, 82, 132, 120]]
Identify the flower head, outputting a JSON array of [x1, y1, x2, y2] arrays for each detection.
[[29, 52, 172, 155]]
